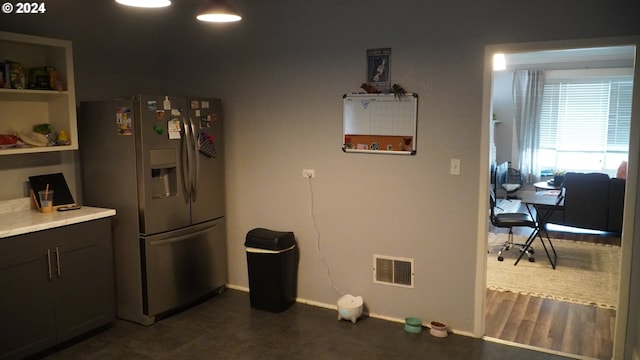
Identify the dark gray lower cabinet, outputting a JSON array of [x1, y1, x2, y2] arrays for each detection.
[[0, 218, 114, 360]]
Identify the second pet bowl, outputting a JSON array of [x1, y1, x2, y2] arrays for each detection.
[[429, 321, 448, 338]]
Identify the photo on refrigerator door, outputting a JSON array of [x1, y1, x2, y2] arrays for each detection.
[[116, 108, 132, 135]]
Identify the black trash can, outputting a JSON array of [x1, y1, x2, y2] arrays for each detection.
[[245, 228, 298, 312]]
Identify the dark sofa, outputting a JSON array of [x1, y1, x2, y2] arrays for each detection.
[[555, 172, 625, 233]]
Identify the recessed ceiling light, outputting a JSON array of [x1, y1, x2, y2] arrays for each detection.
[[196, 0, 242, 22], [115, 0, 171, 8]]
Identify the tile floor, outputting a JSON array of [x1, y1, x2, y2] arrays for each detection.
[[41, 289, 570, 360]]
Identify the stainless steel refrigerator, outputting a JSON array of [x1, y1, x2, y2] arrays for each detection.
[[79, 95, 227, 325]]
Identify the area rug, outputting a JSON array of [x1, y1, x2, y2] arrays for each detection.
[[487, 232, 620, 309]]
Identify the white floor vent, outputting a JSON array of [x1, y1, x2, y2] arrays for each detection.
[[373, 254, 414, 288]]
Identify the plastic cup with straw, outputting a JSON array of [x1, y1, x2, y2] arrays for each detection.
[[38, 184, 54, 213]]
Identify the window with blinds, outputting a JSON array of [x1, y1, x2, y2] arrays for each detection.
[[538, 70, 633, 173]]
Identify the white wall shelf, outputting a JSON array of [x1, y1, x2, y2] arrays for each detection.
[[0, 31, 78, 155]]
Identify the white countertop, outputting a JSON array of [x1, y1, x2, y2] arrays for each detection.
[[0, 199, 116, 238]]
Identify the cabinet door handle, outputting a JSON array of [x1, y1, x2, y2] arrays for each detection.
[[54, 246, 61, 277], [46, 249, 52, 279]]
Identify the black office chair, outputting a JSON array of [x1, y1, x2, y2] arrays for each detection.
[[489, 188, 536, 262], [500, 162, 523, 199]]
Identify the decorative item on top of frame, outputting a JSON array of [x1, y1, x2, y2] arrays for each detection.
[[366, 48, 391, 93]]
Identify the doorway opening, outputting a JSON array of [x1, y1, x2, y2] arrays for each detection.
[[479, 38, 638, 360]]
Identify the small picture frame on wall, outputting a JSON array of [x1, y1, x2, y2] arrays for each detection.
[[367, 48, 391, 92]]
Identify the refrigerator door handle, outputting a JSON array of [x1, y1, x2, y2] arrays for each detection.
[[189, 117, 199, 202], [181, 117, 192, 199]]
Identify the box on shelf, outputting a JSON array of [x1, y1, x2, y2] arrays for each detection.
[[7, 61, 26, 89]]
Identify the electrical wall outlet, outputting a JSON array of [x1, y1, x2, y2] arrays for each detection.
[[302, 169, 315, 178]]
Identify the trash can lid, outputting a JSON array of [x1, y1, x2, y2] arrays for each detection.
[[245, 228, 296, 251]]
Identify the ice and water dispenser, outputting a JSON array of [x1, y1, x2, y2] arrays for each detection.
[[149, 148, 178, 198]]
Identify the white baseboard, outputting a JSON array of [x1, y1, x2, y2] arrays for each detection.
[[225, 284, 249, 292], [484, 337, 594, 360], [225, 283, 465, 335], [295, 297, 337, 311]]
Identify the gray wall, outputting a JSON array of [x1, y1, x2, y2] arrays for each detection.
[[2, 0, 639, 355]]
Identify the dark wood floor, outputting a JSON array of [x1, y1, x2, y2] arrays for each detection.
[[40, 289, 573, 360], [486, 226, 620, 360]]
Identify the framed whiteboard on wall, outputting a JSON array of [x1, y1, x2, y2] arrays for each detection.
[[342, 93, 418, 155]]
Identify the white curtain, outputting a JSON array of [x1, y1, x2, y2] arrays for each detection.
[[512, 70, 545, 183]]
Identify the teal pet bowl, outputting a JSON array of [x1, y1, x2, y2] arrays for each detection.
[[404, 317, 422, 333]]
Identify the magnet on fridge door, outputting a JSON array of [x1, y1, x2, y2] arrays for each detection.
[[168, 119, 181, 139], [200, 115, 211, 128], [163, 96, 171, 110], [116, 108, 132, 135]]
